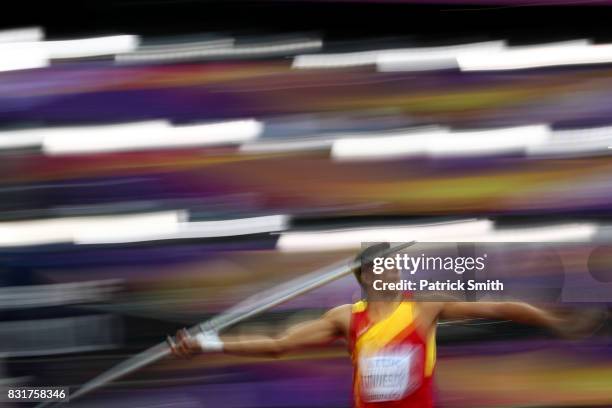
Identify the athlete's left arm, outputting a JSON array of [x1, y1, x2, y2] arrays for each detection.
[[432, 301, 604, 339], [438, 302, 563, 329]]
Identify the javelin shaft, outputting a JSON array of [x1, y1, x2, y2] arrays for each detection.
[[37, 241, 415, 407], [64, 257, 361, 404], [201, 258, 359, 332], [201, 241, 416, 332]]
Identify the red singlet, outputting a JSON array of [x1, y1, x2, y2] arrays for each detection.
[[349, 299, 436, 408]]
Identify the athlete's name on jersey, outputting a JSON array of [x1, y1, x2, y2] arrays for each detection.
[[373, 279, 504, 292]]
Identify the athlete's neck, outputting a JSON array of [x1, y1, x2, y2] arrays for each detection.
[[363, 291, 404, 322], [364, 288, 403, 302]]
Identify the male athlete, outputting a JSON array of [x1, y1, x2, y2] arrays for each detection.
[[170, 243, 596, 408]]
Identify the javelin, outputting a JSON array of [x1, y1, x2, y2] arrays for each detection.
[[36, 241, 415, 408]]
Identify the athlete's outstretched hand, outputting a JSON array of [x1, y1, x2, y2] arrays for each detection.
[[548, 307, 607, 340], [169, 328, 223, 357]]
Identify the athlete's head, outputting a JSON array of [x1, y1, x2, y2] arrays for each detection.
[[353, 242, 401, 293]]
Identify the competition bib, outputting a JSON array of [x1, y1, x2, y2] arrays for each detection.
[[359, 346, 421, 402]]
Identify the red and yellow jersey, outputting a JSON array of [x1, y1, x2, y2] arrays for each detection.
[[349, 299, 436, 408]]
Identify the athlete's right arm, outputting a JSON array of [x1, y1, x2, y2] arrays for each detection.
[[170, 304, 351, 358]]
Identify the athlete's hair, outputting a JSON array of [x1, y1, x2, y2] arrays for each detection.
[[353, 242, 391, 287]]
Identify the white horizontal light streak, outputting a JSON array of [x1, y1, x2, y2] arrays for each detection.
[[9, 121, 165, 153], [480, 223, 598, 242], [115, 38, 235, 63], [525, 126, 612, 156], [428, 125, 551, 157], [331, 128, 445, 160], [293, 41, 505, 70], [0, 131, 44, 149], [9, 119, 612, 160], [276, 219, 494, 252], [0, 27, 44, 43], [117, 38, 322, 63], [329, 126, 448, 160], [76, 214, 290, 244], [457, 40, 612, 71], [331, 125, 549, 160], [0, 34, 139, 72], [45, 34, 140, 59], [0, 211, 184, 247], [0, 43, 48, 72], [178, 214, 289, 238], [240, 126, 448, 154], [73, 211, 185, 244], [293, 49, 383, 69], [276, 221, 598, 252], [131, 38, 235, 53], [38, 119, 262, 155], [0, 211, 289, 247], [377, 41, 506, 72]]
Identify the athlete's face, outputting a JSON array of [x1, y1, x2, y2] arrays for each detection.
[[360, 264, 401, 289], [386, 266, 401, 282]]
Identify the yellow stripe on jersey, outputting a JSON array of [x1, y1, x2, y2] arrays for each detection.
[[425, 327, 437, 377], [355, 302, 415, 356], [352, 300, 367, 313]]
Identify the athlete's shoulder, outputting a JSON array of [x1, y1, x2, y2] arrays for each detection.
[[323, 304, 353, 333], [325, 303, 353, 319], [414, 293, 463, 312], [413, 300, 446, 320]]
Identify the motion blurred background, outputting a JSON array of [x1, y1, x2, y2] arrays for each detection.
[[1, 0, 612, 407]]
